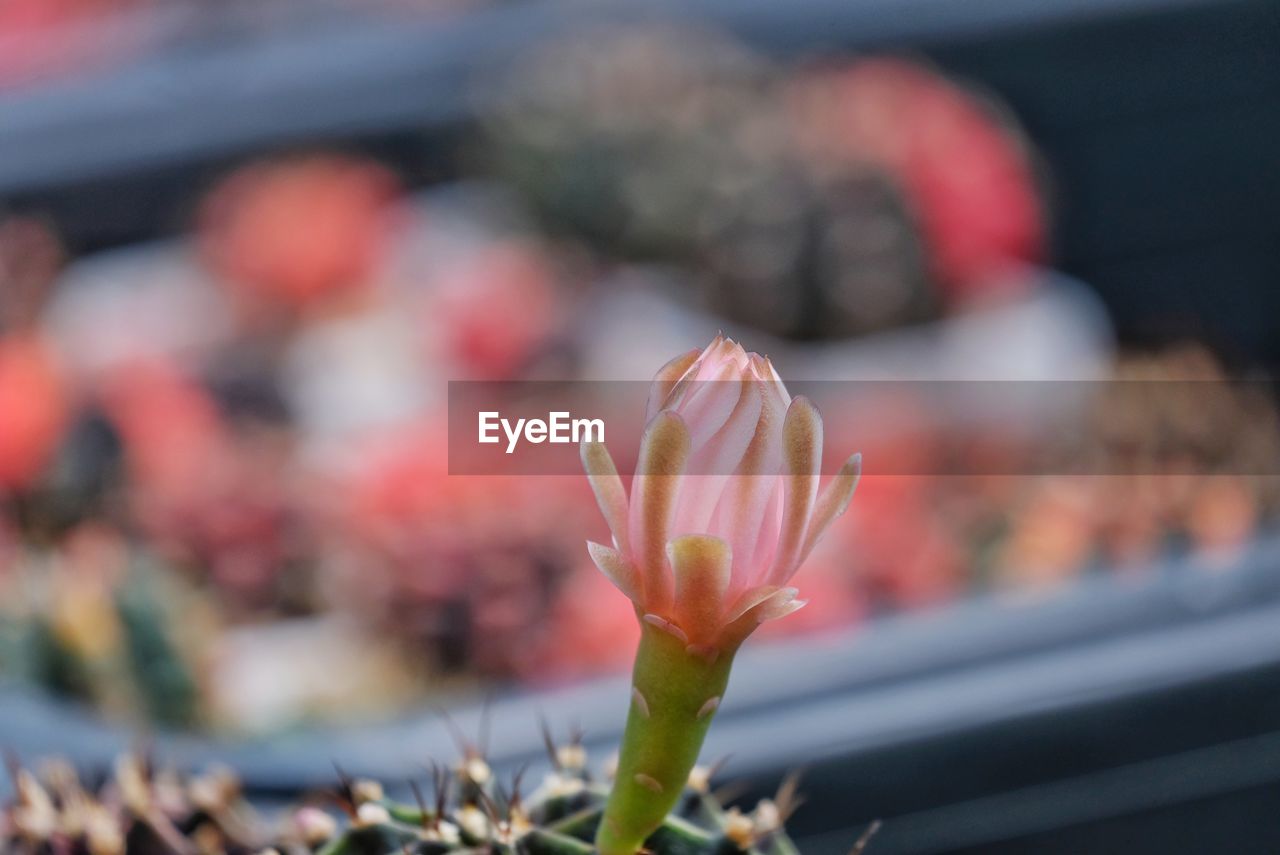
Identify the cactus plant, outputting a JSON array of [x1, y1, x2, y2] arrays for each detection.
[[4, 337, 868, 854], [2, 732, 883, 855]]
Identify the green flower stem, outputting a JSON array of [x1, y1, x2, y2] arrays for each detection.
[[596, 620, 737, 855]]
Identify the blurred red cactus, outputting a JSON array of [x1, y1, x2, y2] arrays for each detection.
[[790, 58, 1045, 302], [98, 359, 225, 500], [428, 241, 564, 380], [332, 427, 601, 677], [0, 333, 68, 492], [199, 155, 403, 309], [99, 359, 298, 609]]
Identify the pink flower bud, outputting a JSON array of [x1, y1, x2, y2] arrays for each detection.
[[582, 336, 860, 651]]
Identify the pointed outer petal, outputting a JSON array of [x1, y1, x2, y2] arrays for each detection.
[[646, 347, 703, 422], [762, 355, 784, 385], [581, 440, 630, 554], [753, 354, 792, 407], [627, 412, 691, 612], [753, 588, 806, 622], [694, 335, 733, 380], [694, 338, 750, 383], [767, 397, 823, 586], [722, 584, 785, 625], [587, 541, 642, 604], [673, 380, 763, 537], [716, 587, 805, 650], [800, 453, 863, 564], [709, 379, 785, 593], [667, 535, 732, 646]]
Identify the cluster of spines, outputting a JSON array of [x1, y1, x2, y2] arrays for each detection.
[[2, 731, 875, 854], [2, 752, 257, 855], [310, 724, 811, 855]]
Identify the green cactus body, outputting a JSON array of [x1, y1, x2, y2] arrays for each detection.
[[2, 740, 824, 855], [596, 619, 736, 855]]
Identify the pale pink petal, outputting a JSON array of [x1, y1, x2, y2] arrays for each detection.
[[581, 440, 629, 553], [677, 360, 748, 448], [645, 347, 702, 422], [673, 380, 763, 537], [710, 379, 785, 588], [655, 335, 737, 419], [627, 411, 691, 612], [667, 534, 732, 645], [800, 453, 862, 563], [586, 541, 642, 603], [767, 397, 823, 586], [743, 480, 782, 592]]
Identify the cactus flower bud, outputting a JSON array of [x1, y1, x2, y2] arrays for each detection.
[[583, 336, 860, 854], [583, 335, 861, 654]]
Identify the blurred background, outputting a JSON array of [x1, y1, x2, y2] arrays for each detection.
[[2, 0, 1280, 852]]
